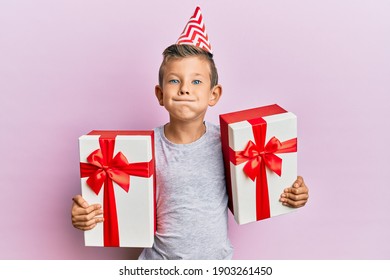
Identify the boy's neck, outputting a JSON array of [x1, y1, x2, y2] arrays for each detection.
[[164, 119, 206, 144]]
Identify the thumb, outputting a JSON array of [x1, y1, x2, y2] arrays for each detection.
[[72, 194, 89, 208]]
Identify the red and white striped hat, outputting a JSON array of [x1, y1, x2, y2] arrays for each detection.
[[176, 6, 212, 53]]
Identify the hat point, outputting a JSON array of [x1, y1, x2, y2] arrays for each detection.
[[176, 6, 212, 53]]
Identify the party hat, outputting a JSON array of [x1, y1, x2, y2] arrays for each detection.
[[176, 6, 212, 53]]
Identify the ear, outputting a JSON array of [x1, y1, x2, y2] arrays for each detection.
[[208, 84, 222, 107], [155, 85, 164, 106]]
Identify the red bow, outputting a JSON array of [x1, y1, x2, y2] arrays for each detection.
[[80, 137, 153, 246], [230, 118, 297, 220]]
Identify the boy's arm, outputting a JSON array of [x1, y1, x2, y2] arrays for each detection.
[[71, 195, 104, 231], [279, 176, 309, 208]]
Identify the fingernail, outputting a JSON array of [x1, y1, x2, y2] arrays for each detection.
[[281, 193, 286, 198], [82, 202, 88, 208]]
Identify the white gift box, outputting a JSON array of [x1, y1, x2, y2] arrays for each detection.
[[220, 105, 298, 225], [79, 130, 155, 247]]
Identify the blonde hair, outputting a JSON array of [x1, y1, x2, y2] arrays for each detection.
[[158, 44, 219, 88]]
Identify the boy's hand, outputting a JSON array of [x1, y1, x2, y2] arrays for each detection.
[[279, 176, 309, 208], [71, 195, 104, 231]]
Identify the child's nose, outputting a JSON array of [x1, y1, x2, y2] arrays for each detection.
[[179, 83, 190, 95], [179, 89, 190, 95]]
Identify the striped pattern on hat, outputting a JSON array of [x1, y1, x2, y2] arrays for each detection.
[[176, 6, 212, 53]]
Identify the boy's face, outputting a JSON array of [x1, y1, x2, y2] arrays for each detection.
[[155, 56, 222, 123]]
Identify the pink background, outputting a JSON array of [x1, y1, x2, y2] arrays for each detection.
[[1, 1, 389, 259]]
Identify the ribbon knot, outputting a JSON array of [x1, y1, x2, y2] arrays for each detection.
[[240, 136, 284, 181], [80, 149, 131, 195]]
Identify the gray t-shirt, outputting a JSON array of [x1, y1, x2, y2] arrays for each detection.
[[138, 122, 234, 260]]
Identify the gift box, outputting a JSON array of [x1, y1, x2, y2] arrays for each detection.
[[79, 130, 155, 247], [220, 104, 298, 225]]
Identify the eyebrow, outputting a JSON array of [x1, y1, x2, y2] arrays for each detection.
[[165, 72, 179, 77], [165, 72, 206, 78]]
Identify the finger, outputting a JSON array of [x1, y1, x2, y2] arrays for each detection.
[[293, 185, 308, 195], [72, 195, 89, 208], [72, 217, 104, 229], [71, 210, 103, 228], [280, 197, 308, 208], [281, 192, 309, 202], [283, 185, 308, 195], [73, 220, 102, 231], [72, 203, 102, 216], [293, 176, 304, 188], [78, 224, 96, 231], [72, 207, 103, 222], [283, 177, 305, 193]]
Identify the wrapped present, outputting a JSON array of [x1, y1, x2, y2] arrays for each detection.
[[220, 104, 298, 225], [79, 130, 155, 247]]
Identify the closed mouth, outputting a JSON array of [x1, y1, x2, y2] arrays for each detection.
[[173, 99, 195, 102]]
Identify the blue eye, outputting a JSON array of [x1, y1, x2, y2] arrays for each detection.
[[169, 79, 179, 84], [192, 80, 202, 85]]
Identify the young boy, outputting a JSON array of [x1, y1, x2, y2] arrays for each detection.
[[71, 7, 309, 260]]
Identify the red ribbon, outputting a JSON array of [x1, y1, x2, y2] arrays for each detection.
[[80, 137, 153, 247], [229, 118, 297, 220]]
